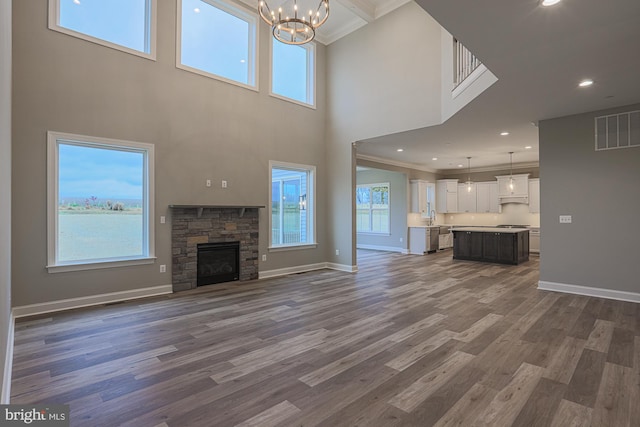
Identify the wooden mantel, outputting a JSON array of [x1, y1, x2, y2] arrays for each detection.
[[168, 205, 265, 218]]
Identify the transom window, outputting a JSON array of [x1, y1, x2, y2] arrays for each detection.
[[271, 38, 315, 107], [178, 0, 257, 89], [270, 162, 315, 248], [48, 0, 156, 59], [47, 132, 155, 272], [356, 183, 390, 234]]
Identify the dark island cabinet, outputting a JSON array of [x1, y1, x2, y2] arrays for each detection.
[[453, 229, 529, 265]]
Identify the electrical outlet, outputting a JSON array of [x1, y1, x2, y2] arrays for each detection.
[[160, 216, 165, 224], [335, 249, 340, 256], [160, 264, 166, 273], [222, 180, 228, 188], [206, 179, 211, 187], [559, 215, 572, 224], [262, 254, 267, 262]]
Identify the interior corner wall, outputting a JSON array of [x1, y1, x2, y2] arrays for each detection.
[[538, 103, 640, 293], [11, 0, 327, 307], [0, 0, 12, 404], [356, 168, 407, 251]]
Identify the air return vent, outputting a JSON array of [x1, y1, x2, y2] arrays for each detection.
[[595, 110, 640, 151]]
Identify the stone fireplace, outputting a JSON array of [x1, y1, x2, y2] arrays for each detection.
[[170, 206, 262, 292]]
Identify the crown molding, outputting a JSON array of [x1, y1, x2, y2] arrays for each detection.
[[356, 154, 437, 173], [439, 161, 539, 175]]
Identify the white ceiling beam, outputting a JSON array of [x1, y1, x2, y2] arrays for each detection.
[[335, 0, 376, 23]]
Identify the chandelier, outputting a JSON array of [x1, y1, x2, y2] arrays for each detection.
[[259, 0, 330, 45]]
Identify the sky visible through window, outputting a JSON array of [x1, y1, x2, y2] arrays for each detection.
[[273, 41, 309, 103], [181, 0, 251, 85], [59, 0, 148, 53], [58, 143, 143, 203]]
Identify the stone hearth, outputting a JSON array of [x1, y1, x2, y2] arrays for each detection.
[[170, 206, 260, 292]]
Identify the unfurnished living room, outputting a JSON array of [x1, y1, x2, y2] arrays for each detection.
[[1, 0, 640, 426]]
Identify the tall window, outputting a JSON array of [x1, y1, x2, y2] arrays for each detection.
[[271, 38, 315, 107], [47, 132, 155, 272], [48, 0, 156, 59], [356, 183, 390, 234], [178, 0, 257, 89], [270, 162, 315, 248]]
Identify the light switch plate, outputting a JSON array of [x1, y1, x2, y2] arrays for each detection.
[[559, 215, 572, 224]]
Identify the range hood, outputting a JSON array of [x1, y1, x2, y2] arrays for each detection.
[[499, 195, 529, 205]]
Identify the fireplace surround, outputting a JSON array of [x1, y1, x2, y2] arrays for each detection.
[[170, 205, 263, 292]]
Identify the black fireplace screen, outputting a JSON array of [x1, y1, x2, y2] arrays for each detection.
[[197, 241, 240, 286]]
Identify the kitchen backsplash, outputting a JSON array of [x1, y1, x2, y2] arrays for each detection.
[[442, 203, 540, 227]]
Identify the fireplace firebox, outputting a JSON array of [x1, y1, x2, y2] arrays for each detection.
[[197, 241, 240, 286]]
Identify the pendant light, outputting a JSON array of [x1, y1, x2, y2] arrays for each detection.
[[466, 157, 473, 193], [508, 152, 515, 194]]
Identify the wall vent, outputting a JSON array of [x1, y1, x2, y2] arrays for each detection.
[[595, 110, 640, 151]]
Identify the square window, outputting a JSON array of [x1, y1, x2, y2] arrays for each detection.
[[49, 0, 156, 59], [270, 162, 315, 248], [47, 132, 155, 272], [178, 0, 257, 89], [356, 183, 390, 234], [271, 39, 315, 107]]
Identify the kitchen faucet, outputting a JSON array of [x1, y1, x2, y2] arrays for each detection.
[[430, 210, 436, 226]]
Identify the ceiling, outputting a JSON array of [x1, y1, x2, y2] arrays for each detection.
[[355, 0, 640, 172]]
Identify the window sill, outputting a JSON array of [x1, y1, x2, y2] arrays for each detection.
[[47, 257, 157, 273], [268, 243, 317, 252], [269, 92, 316, 110]]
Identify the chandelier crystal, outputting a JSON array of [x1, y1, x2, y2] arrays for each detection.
[[259, 0, 329, 45]]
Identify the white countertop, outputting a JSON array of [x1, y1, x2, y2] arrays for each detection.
[[409, 225, 441, 228], [450, 227, 530, 233]]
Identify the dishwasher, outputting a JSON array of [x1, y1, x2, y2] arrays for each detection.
[[438, 226, 452, 249]]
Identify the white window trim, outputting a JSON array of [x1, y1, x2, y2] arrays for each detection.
[[46, 131, 156, 273], [176, 0, 259, 92], [48, 0, 157, 61], [269, 38, 316, 109], [356, 182, 390, 235], [268, 160, 316, 250]]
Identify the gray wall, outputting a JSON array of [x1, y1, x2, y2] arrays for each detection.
[[356, 168, 407, 251], [12, 0, 327, 306], [0, 0, 12, 403], [539, 103, 640, 293], [326, 3, 443, 267]]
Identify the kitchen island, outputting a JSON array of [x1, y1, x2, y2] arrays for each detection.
[[451, 227, 529, 265]]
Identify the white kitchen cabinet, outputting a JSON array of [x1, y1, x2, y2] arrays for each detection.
[[529, 228, 540, 253], [496, 174, 530, 201], [436, 179, 458, 213], [457, 183, 477, 213], [476, 182, 500, 213], [528, 179, 540, 213], [410, 180, 436, 218]]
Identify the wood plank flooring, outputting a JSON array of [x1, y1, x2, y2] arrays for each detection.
[[10, 250, 640, 426]]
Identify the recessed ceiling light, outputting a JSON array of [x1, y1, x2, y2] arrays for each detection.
[[397, 148, 404, 152], [457, 164, 463, 168], [194, 7, 201, 13], [541, 0, 561, 6], [579, 79, 594, 87], [432, 157, 438, 161], [500, 132, 510, 136], [525, 146, 532, 149]]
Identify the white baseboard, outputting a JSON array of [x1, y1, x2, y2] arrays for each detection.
[[538, 280, 640, 304], [12, 285, 173, 319], [1, 312, 14, 404], [259, 263, 328, 280], [326, 263, 358, 273], [357, 244, 408, 254]]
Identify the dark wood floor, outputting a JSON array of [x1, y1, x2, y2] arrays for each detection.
[[11, 250, 640, 426]]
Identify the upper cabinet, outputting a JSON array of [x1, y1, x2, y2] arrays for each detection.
[[436, 179, 458, 213], [410, 180, 436, 217], [496, 174, 529, 202], [528, 178, 540, 213], [457, 183, 477, 213], [476, 181, 500, 213]]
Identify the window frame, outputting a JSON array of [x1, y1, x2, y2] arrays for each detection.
[[268, 160, 316, 251], [356, 182, 391, 235], [46, 131, 156, 273], [269, 37, 316, 108], [48, 0, 157, 61], [176, 0, 259, 91]]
